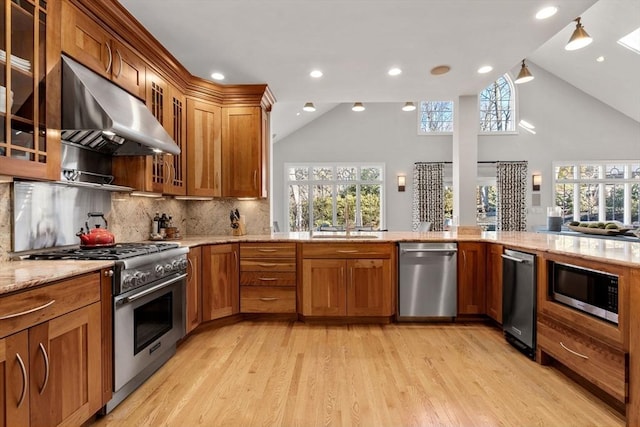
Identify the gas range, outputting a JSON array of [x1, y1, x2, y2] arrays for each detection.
[[28, 242, 189, 295]]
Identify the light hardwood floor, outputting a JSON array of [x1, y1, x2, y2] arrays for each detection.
[[93, 321, 624, 426]]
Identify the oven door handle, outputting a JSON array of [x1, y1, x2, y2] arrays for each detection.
[[120, 273, 187, 305]]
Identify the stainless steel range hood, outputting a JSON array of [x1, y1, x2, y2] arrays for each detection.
[[61, 55, 180, 156]]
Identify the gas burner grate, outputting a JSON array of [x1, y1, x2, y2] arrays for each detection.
[[28, 242, 180, 260]]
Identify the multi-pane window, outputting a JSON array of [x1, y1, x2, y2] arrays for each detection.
[[418, 101, 454, 134], [286, 164, 384, 231], [479, 74, 515, 132], [554, 161, 640, 225]]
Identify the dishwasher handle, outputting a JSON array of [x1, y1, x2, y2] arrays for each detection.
[[401, 248, 457, 255], [501, 254, 530, 264]]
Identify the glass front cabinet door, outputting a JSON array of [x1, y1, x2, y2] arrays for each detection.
[[0, 0, 60, 180]]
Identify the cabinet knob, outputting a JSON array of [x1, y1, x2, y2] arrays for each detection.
[[104, 270, 114, 277]]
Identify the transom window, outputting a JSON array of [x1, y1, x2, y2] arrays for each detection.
[[553, 161, 640, 225], [479, 74, 515, 132], [418, 101, 454, 134], [285, 163, 385, 232]]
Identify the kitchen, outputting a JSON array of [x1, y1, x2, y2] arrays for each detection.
[[1, 0, 640, 426]]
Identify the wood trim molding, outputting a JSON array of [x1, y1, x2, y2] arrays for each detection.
[[70, 0, 275, 109]]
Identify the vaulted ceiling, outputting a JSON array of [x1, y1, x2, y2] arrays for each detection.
[[119, 0, 639, 142]]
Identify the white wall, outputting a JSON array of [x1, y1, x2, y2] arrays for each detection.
[[272, 62, 640, 231]]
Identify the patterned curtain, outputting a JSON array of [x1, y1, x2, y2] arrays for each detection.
[[412, 162, 444, 231], [496, 161, 528, 231]]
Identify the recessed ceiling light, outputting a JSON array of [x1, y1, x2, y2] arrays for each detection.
[[388, 67, 402, 76], [211, 72, 225, 81], [596, 56, 605, 62], [430, 65, 451, 75], [310, 70, 323, 78], [477, 65, 493, 74], [535, 6, 558, 20]]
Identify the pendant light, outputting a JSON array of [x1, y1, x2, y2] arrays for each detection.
[[303, 102, 316, 112], [402, 102, 416, 111], [352, 102, 365, 112], [565, 17, 592, 51], [514, 59, 534, 84]]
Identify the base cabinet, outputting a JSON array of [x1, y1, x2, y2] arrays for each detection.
[[0, 272, 105, 427], [485, 243, 503, 323], [457, 242, 487, 315], [202, 244, 239, 321], [186, 246, 203, 334], [300, 243, 395, 318]]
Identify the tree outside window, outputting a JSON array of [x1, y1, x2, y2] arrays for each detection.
[[479, 75, 515, 132]]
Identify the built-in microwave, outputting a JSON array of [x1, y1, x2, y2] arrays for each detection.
[[548, 261, 618, 324]]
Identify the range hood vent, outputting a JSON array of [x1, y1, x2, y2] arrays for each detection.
[[61, 55, 180, 156]]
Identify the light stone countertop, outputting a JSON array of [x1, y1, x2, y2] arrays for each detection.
[[2, 231, 638, 296], [0, 260, 113, 296]]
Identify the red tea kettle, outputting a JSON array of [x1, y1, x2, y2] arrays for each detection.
[[76, 212, 116, 248]]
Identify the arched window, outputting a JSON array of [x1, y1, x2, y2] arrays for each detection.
[[479, 74, 515, 132]]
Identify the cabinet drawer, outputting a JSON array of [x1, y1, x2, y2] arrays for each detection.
[[538, 317, 627, 402], [302, 243, 393, 258], [0, 272, 101, 338], [241, 271, 296, 286], [240, 286, 296, 313], [240, 258, 296, 272], [240, 243, 296, 258]]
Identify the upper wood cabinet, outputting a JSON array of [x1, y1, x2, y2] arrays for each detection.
[[186, 98, 221, 197], [457, 242, 487, 315], [0, 0, 61, 180], [113, 72, 187, 195], [222, 106, 268, 198], [61, 0, 146, 99]]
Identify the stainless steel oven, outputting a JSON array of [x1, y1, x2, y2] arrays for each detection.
[[111, 271, 185, 408]]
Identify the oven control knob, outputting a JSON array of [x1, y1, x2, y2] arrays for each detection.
[[123, 273, 134, 287], [139, 272, 150, 285], [165, 263, 173, 273], [179, 259, 188, 270], [171, 260, 180, 270], [132, 272, 143, 285], [155, 265, 164, 276]]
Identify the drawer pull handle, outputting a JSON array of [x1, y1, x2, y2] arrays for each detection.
[[258, 277, 277, 281], [39, 343, 50, 394], [0, 300, 56, 320], [258, 249, 278, 252], [16, 353, 27, 408], [258, 263, 278, 267], [337, 250, 359, 254], [560, 342, 589, 360], [259, 297, 278, 302]]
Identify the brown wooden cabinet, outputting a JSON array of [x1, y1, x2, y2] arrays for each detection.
[[202, 244, 239, 321], [457, 242, 487, 315], [0, 0, 60, 180], [186, 99, 221, 197], [221, 106, 267, 198], [186, 246, 203, 334], [113, 72, 187, 195], [239, 242, 296, 314], [485, 243, 504, 323], [61, 0, 146, 99], [0, 271, 106, 427], [301, 243, 395, 318]]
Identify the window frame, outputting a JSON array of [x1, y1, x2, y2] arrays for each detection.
[[478, 73, 518, 135], [284, 162, 386, 232], [552, 160, 640, 225], [417, 100, 454, 136]]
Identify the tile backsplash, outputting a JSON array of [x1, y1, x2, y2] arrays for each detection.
[[0, 181, 270, 261]]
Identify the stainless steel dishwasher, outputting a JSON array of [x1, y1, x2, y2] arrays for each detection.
[[398, 242, 457, 320], [502, 249, 537, 359]]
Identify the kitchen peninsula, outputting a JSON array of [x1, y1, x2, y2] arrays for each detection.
[[2, 231, 639, 426]]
